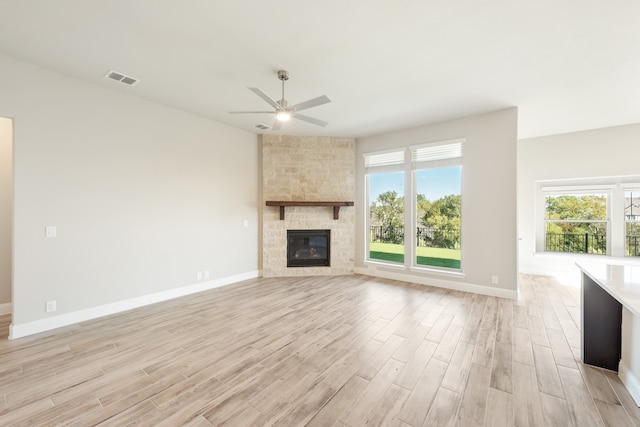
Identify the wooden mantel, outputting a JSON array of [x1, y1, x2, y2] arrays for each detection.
[[266, 201, 354, 220]]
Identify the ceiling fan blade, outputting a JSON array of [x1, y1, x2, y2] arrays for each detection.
[[248, 87, 281, 110], [292, 113, 328, 127], [229, 111, 273, 114], [271, 120, 282, 131], [290, 95, 331, 112]]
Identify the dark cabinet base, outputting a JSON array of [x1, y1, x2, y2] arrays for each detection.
[[581, 273, 622, 371]]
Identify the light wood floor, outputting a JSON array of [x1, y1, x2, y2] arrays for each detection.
[[0, 274, 639, 426]]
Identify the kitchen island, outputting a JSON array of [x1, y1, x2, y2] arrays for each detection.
[[577, 261, 640, 406]]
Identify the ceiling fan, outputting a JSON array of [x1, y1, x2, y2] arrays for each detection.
[[230, 70, 331, 130]]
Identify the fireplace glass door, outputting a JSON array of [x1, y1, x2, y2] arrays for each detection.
[[287, 229, 330, 267]]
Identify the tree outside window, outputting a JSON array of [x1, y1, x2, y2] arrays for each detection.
[[544, 194, 608, 255], [368, 172, 405, 264]]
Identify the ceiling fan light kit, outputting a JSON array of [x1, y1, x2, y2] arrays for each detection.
[[229, 69, 331, 129], [276, 110, 291, 121]]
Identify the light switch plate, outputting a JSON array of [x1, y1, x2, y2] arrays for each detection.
[[45, 226, 57, 238], [46, 300, 57, 312]]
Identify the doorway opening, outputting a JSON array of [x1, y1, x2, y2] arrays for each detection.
[[0, 117, 13, 333]]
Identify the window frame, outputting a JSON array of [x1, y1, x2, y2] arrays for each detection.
[[410, 140, 463, 271], [365, 170, 407, 266], [623, 185, 640, 257], [364, 149, 407, 267], [363, 139, 464, 274], [543, 191, 610, 255], [536, 183, 621, 257]]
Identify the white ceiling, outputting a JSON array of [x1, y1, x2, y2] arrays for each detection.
[[0, 1, 639, 139]]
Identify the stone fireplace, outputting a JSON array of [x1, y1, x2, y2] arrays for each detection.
[[261, 135, 355, 277]]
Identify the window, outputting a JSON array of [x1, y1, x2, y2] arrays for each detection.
[[544, 192, 609, 255], [364, 140, 463, 272], [538, 182, 640, 258], [365, 150, 405, 264], [625, 189, 640, 257], [412, 142, 462, 269]]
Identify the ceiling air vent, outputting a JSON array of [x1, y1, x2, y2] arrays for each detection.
[[104, 70, 140, 86], [254, 124, 270, 130]]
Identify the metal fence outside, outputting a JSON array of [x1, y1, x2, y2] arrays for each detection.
[[545, 233, 606, 255], [628, 235, 640, 257], [370, 227, 640, 256], [370, 226, 460, 249]]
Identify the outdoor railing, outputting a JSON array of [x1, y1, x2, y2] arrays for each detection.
[[545, 233, 606, 255], [628, 235, 640, 257], [370, 227, 640, 256], [370, 225, 405, 245], [370, 226, 460, 249]]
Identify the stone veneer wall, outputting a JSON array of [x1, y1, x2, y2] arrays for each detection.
[[261, 134, 355, 277]]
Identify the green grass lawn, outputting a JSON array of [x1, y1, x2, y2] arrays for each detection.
[[369, 242, 461, 269]]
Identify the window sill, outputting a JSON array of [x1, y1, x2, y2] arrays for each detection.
[[410, 265, 465, 279], [534, 252, 640, 266], [364, 260, 407, 271]]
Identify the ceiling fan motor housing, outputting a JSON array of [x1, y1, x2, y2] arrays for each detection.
[[277, 70, 289, 81]]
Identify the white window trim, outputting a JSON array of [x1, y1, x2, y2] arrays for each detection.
[[410, 139, 464, 170], [364, 166, 406, 267], [623, 187, 640, 257], [541, 184, 615, 194], [363, 139, 464, 274], [539, 187, 611, 255], [363, 148, 405, 173], [535, 179, 640, 258], [410, 140, 463, 271]]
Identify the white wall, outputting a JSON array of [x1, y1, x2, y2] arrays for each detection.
[[0, 117, 11, 308], [0, 53, 259, 336], [518, 123, 640, 282], [621, 307, 640, 405], [355, 108, 518, 298]]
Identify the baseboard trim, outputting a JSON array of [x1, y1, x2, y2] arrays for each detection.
[[354, 267, 517, 299], [619, 360, 640, 406], [0, 302, 12, 315], [9, 270, 260, 340]]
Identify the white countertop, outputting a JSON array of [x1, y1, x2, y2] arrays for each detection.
[[576, 261, 640, 317]]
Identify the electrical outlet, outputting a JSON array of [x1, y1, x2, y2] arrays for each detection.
[[46, 300, 57, 313], [491, 275, 499, 285], [197, 272, 202, 280], [45, 226, 57, 238], [204, 271, 210, 279]]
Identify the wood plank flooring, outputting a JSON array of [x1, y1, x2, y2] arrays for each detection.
[[0, 273, 638, 426]]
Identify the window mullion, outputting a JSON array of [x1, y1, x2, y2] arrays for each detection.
[[364, 174, 371, 263], [404, 149, 413, 268], [611, 188, 624, 257]]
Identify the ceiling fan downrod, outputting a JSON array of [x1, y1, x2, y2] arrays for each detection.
[[278, 70, 289, 109]]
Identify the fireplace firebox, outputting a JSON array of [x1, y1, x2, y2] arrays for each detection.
[[287, 229, 330, 267]]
